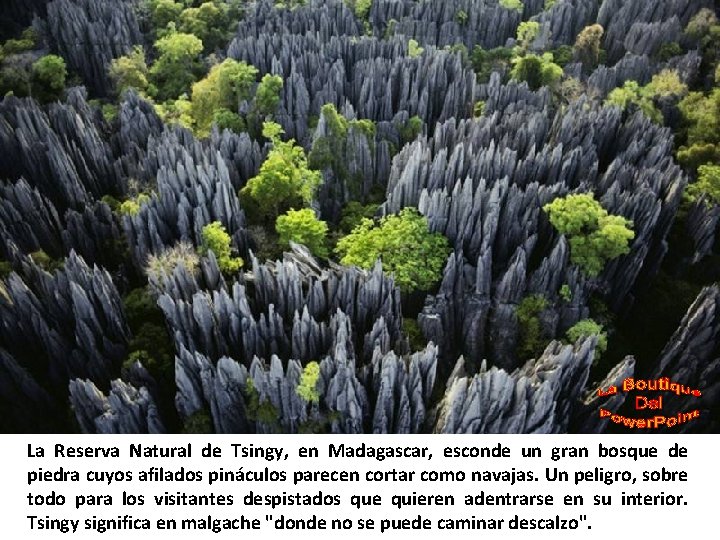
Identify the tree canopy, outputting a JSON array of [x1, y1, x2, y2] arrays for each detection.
[[335, 207, 450, 293], [510, 53, 562, 90], [275, 208, 329, 258], [544, 193, 635, 276], [200, 221, 243, 274], [149, 31, 203, 100], [241, 122, 322, 219]]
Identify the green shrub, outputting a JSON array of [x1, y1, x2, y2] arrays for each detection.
[[276, 208, 329, 257], [543, 193, 635, 277], [182, 409, 214, 433], [296, 361, 321, 403], [516, 294, 548, 359], [335, 207, 450, 293], [686, 164, 720, 207], [201, 221, 243, 274], [241, 122, 322, 219], [566, 318, 607, 361], [499, 0, 523, 12]]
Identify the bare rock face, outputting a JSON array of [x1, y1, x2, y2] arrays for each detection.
[[69, 378, 165, 434], [0, 0, 717, 435], [433, 338, 597, 433], [573, 356, 636, 433], [647, 286, 720, 433], [0, 251, 129, 389], [45, 0, 143, 96]]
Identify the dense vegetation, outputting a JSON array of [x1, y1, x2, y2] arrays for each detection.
[[0, 0, 718, 435]]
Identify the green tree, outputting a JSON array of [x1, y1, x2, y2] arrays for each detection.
[[335, 207, 450, 293], [471, 46, 514, 83], [644, 69, 687, 98], [296, 361, 321, 404], [118, 193, 151, 216], [339, 201, 380, 233], [276, 208, 329, 258], [510, 53, 562, 90], [408, 39, 424, 58], [516, 294, 548, 359], [573, 24, 604, 70], [499, 0, 523, 12], [149, 32, 203, 101], [516, 21, 540, 52], [605, 80, 662, 123], [178, 2, 229, 52], [677, 89, 720, 171], [456, 10, 469, 25], [543, 193, 635, 277], [201, 221, 244, 274], [31, 55, 67, 102], [686, 164, 720, 207], [566, 319, 607, 361], [147, 0, 183, 36], [241, 122, 322, 219], [109, 46, 149, 95], [191, 59, 258, 136], [253, 73, 283, 117]]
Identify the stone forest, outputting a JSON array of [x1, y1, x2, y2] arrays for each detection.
[[0, 0, 718, 434]]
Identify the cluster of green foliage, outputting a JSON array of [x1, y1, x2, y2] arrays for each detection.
[[276, 208, 329, 258], [345, 0, 373, 20], [655, 42, 683, 62], [559, 283, 572, 302], [242, 122, 322, 220], [122, 287, 175, 381], [244, 378, 281, 426], [408, 39, 424, 58], [201, 221, 244, 274], [510, 53, 563, 90], [29, 250, 64, 272], [456, 10, 469, 25], [308, 103, 376, 197], [1, 51, 67, 103], [470, 46, 514, 83], [0, 28, 39, 98], [118, 193, 151, 216], [686, 164, 720, 207], [516, 21, 539, 52], [335, 207, 450, 293], [296, 361, 321, 403], [515, 294, 548, 359], [109, 46, 149, 96], [339, 201, 380, 234], [182, 409, 214, 433], [499, 0, 523, 12], [677, 88, 720, 172], [566, 318, 607, 362], [399, 115, 423, 144], [189, 58, 257, 135], [149, 31, 204, 101], [543, 193, 635, 277], [606, 70, 688, 124], [402, 318, 426, 352], [146, 0, 243, 48], [684, 8, 720, 81], [573, 24, 604, 71]]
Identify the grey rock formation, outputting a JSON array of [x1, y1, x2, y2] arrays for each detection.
[[69, 378, 165, 434], [433, 338, 597, 433], [648, 286, 720, 433], [45, 0, 142, 96]]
